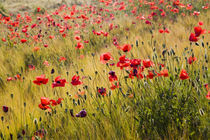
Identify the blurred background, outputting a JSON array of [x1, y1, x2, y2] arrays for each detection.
[[0, 0, 91, 15]]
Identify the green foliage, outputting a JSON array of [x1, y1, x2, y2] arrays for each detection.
[[0, 3, 8, 17]]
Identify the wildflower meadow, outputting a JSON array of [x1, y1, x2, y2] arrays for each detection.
[[0, 0, 209, 139]]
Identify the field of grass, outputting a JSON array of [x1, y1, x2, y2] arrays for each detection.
[[0, 0, 209, 139]]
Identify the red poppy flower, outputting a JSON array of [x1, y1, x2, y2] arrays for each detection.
[[50, 98, 63, 106], [84, 40, 89, 43], [39, 97, 51, 110], [22, 28, 27, 33], [42, 61, 49, 67], [179, 69, 189, 80], [143, 59, 154, 68], [56, 98, 63, 104], [159, 29, 164, 33], [76, 42, 84, 49], [117, 55, 130, 69], [188, 56, 197, 64], [198, 21, 203, 26], [33, 129, 47, 139], [158, 64, 165, 67], [49, 35, 54, 39], [109, 71, 118, 82], [31, 24, 37, 29], [49, 99, 57, 106], [71, 75, 82, 86], [130, 59, 141, 69], [98, 87, 106, 96], [164, 28, 170, 33], [103, 32, 109, 37], [39, 104, 51, 110], [110, 82, 119, 90], [2, 38, 6, 42], [21, 39, 27, 43], [129, 68, 144, 79], [41, 97, 50, 106], [173, 0, 180, 6], [7, 77, 13, 81], [113, 41, 119, 47], [33, 75, 49, 85], [100, 52, 113, 64], [33, 47, 40, 52], [44, 44, 48, 48], [75, 36, 81, 41], [59, 56, 67, 62], [59, 29, 65, 33], [194, 26, 205, 37], [28, 64, 35, 70], [206, 91, 210, 100], [121, 44, 132, 52], [119, 5, 126, 11], [14, 74, 21, 80], [145, 20, 151, 25], [52, 76, 67, 88], [158, 69, 169, 77], [37, 7, 41, 12], [96, 32, 101, 36], [189, 33, 199, 42], [147, 71, 155, 79]]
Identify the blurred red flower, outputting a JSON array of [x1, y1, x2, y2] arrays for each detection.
[[188, 56, 197, 64], [143, 59, 154, 68], [189, 33, 199, 42], [21, 39, 27, 43], [71, 75, 82, 86], [100, 52, 113, 64], [179, 69, 189, 80], [52, 76, 67, 88], [76, 42, 84, 49], [194, 26, 205, 37], [121, 44, 132, 52], [98, 87, 106, 96], [33, 75, 49, 85]]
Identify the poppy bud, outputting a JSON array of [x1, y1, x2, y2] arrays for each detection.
[[1, 116, 4, 121], [10, 134, 13, 139], [10, 94, 13, 99], [70, 109, 74, 117], [136, 40, 138, 47], [51, 69, 55, 74], [76, 109, 87, 117], [22, 130, 26, 135], [2, 106, 8, 113]]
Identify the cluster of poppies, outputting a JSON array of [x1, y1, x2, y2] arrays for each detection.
[[0, 0, 208, 49], [1, 0, 209, 119], [39, 97, 63, 110], [33, 75, 82, 88], [189, 22, 206, 42], [33, 75, 82, 110], [100, 52, 193, 81], [6, 74, 21, 81]]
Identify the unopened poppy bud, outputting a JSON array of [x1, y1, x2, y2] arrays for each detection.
[[1, 116, 4, 121], [2, 106, 8, 113]]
